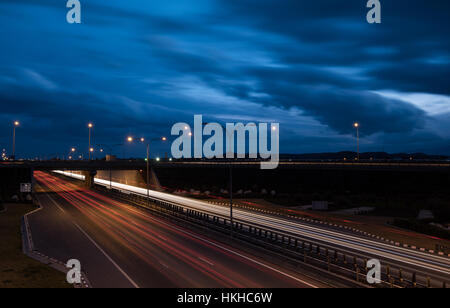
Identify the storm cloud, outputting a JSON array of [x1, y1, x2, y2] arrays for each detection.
[[0, 0, 449, 157]]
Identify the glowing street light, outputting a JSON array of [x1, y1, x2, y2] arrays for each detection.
[[354, 122, 360, 161], [67, 147, 77, 160], [128, 136, 168, 206], [12, 121, 20, 160], [88, 123, 94, 160]]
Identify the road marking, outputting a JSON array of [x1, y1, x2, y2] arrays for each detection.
[[123, 205, 320, 288], [73, 221, 141, 289], [56, 172, 450, 278], [198, 257, 214, 266], [91, 175, 450, 267], [44, 191, 140, 289], [52, 172, 322, 287]]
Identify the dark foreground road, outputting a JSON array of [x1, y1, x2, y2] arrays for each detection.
[[30, 171, 326, 288]]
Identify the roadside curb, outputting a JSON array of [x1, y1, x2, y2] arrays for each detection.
[[21, 198, 91, 288]]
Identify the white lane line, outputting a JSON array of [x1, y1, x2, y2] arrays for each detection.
[[55, 172, 450, 270], [44, 191, 140, 289], [91, 176, 450, 266], [54, 171, 321, 288], [198, 257, 214, 266], [122, 205, 320, 288], [73, 222, 140, 289]]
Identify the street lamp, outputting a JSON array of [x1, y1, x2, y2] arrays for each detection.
[[129, 136, 167, 207], [88, 123, 94, 160], [68, 147, 76, 160], [12, 121, 20, 160], [97, 143, 126, 189], [354, 122, 360, 161]]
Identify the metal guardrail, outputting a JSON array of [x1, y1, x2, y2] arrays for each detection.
[[94, 184, 449, 288], [3, 160, 450, 171]]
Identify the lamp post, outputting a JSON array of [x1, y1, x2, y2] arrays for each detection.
[[68, 147, 76, 160], [88, 123, 94, 160], [12, 121, 20, 160], [96, 143, 121, 189], [128, 136, 167, 207], [354, 122, 360, 161]]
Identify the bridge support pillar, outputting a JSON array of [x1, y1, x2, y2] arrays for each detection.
[[82, 170, 97, 188]]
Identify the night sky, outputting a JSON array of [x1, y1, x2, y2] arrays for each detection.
[[0, 0, 449, 159]]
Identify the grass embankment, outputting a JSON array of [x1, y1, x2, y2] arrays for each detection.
[[0, 204, 70, 288]]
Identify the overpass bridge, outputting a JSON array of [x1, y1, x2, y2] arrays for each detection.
[[2, 159, 450, 171], [2, 159, 449, 189]]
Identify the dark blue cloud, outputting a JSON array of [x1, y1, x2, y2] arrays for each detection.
[[0, 0, 449, 158]]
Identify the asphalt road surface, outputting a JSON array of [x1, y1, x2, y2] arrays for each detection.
[[55, 171, 450, 286], [30, 171, 325, 288]]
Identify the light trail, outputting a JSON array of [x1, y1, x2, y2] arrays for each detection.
[[53, 170, 450, 279], [38, 171, 318, 288]]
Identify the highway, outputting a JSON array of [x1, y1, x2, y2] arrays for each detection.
[[32, 171, 325, 288], [55, 171, 450, 284]]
